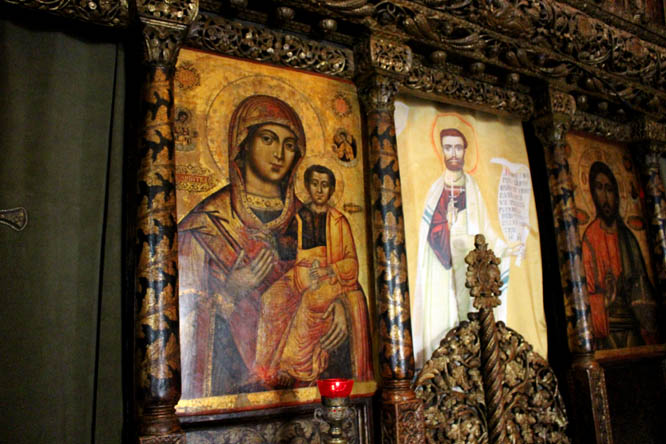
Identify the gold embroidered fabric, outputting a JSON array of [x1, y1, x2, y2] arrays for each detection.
[[246, 193, 284, 211]]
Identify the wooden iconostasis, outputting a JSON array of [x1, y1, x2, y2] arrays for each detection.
[[2, 0, 666, 443]]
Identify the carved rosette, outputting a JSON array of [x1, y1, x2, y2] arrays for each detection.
[[414, 319, 570, 444], [533, 90, 594, 356], [187, 13, 355, 79], [381, 387, 426, 444]]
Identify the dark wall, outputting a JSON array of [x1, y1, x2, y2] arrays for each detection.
[[0, 13, 125, 444]]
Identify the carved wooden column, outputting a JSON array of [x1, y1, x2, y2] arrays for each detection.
[[532, 89, 612, 444], [633, 119, 666, 325], [134, 1, 197, 443], [356, 36, 424, 444]]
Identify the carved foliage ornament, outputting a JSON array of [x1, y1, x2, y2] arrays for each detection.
[[185, 415, 360, 444], [571, 112, 632, 142], [632, 118, 666, 144], [356, 35, 413, 78], [4, 0, 130, 27], [465, 234, 502, 311], [345, 0, 664, 87], [405, 59, 533, 119], [414, 319, 570, 444], [304, 0, 666, 117], [382, 399, 426, 444], [186, 13, 355, 79], [135, 0, 198, 25]]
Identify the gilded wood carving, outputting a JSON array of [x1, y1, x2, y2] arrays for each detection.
[[414, 236, 570, 444]]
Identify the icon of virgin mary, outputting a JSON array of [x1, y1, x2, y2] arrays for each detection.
[[178, 95, 372, 399]]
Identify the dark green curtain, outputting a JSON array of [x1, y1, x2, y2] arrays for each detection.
[[0, 15, 125, 444]]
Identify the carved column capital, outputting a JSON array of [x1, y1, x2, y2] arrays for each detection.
[[546, 90, 576, 118], [355, 35, 410, 113], [136, 0, 199, 68], [357, 74, 399, 113], [533, 89, 576, 149], [533, 116, 572, 149]]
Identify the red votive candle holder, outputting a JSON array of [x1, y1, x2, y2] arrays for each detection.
[[317, 378, 354, 398]]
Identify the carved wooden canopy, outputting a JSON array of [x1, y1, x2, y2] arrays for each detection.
[[4, 0, 666, 146]]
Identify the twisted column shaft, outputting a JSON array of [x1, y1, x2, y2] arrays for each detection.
[[478, 309, 507, 444]]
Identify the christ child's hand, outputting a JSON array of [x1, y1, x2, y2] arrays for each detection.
[[310, 265, 334, 282]]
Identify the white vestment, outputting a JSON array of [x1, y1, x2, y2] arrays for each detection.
[[412, 172, 509, 369]]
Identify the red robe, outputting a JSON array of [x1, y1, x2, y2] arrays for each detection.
[[427, 185, 466, 269], [582, 218, 658, 348], [582, 218, 622, 339]]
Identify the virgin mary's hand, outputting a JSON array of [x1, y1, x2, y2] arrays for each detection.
[[320, 301, 348, 351], [225, 249, 274, 296]]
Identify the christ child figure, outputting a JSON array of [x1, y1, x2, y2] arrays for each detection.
[[255, 164, 373, 386]]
